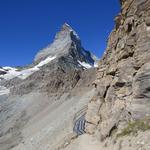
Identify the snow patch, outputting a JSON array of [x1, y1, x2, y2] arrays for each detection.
[[18, 67, 39, 80], [18, 56, 56, 79], [78, 60, 98, 69], [0, 56, 56, 80], [36, 56, 56, 67], [94, 63, 98, 68], [0, 68, 20, 80], [3, 67, 18, 71], [78, 61, 93, 69]]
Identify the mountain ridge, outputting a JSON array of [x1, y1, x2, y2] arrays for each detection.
[[0, 23, 98, 83], [0, 23, 98, 150], [34, 23, 97, 67]]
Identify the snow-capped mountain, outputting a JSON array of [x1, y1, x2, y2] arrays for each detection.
[[0, 24, 98, 150], [0, 23, 97, 82], [34, 23, 98, 68], [0, 56, 56, 80]]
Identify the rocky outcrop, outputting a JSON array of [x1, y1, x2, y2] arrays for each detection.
[[85, 0, 150, 147]]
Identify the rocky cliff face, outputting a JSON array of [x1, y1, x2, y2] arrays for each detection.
[[82, 0, 150, 149]]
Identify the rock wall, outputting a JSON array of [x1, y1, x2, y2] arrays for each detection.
[[85, 0, 150, 140]]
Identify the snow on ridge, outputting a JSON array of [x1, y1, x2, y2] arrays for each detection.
[[78, 60, 98, 69], [18, 67, 39, 80], [0, 67, 20, 80], [36, 56, 56, 67], [18, 55, 57, 79], [78, 61, 93, 69], [0, 56, 56, 80], [3, 67, 18, 71], [94, 63, 98, 68]]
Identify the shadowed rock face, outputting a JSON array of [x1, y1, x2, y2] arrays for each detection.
[[0, 67, 7, 75], [0, 71, 6, 75]]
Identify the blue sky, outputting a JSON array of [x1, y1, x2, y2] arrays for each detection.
[[0, 0, 120, 66]]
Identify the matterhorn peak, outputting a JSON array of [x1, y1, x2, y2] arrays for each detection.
[[55, 23, 80, 41], [62, 23, 72, 31], [61, 23, 77, 35], [34, 23, 97, 68]]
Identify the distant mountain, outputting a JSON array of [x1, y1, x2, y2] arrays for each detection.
[[0, 23, 97, 150], [34, 23, 98, 68], [0, 23, 97, 82]]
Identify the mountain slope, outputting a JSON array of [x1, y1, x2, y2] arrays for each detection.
[[0, 24, 98, 150]]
